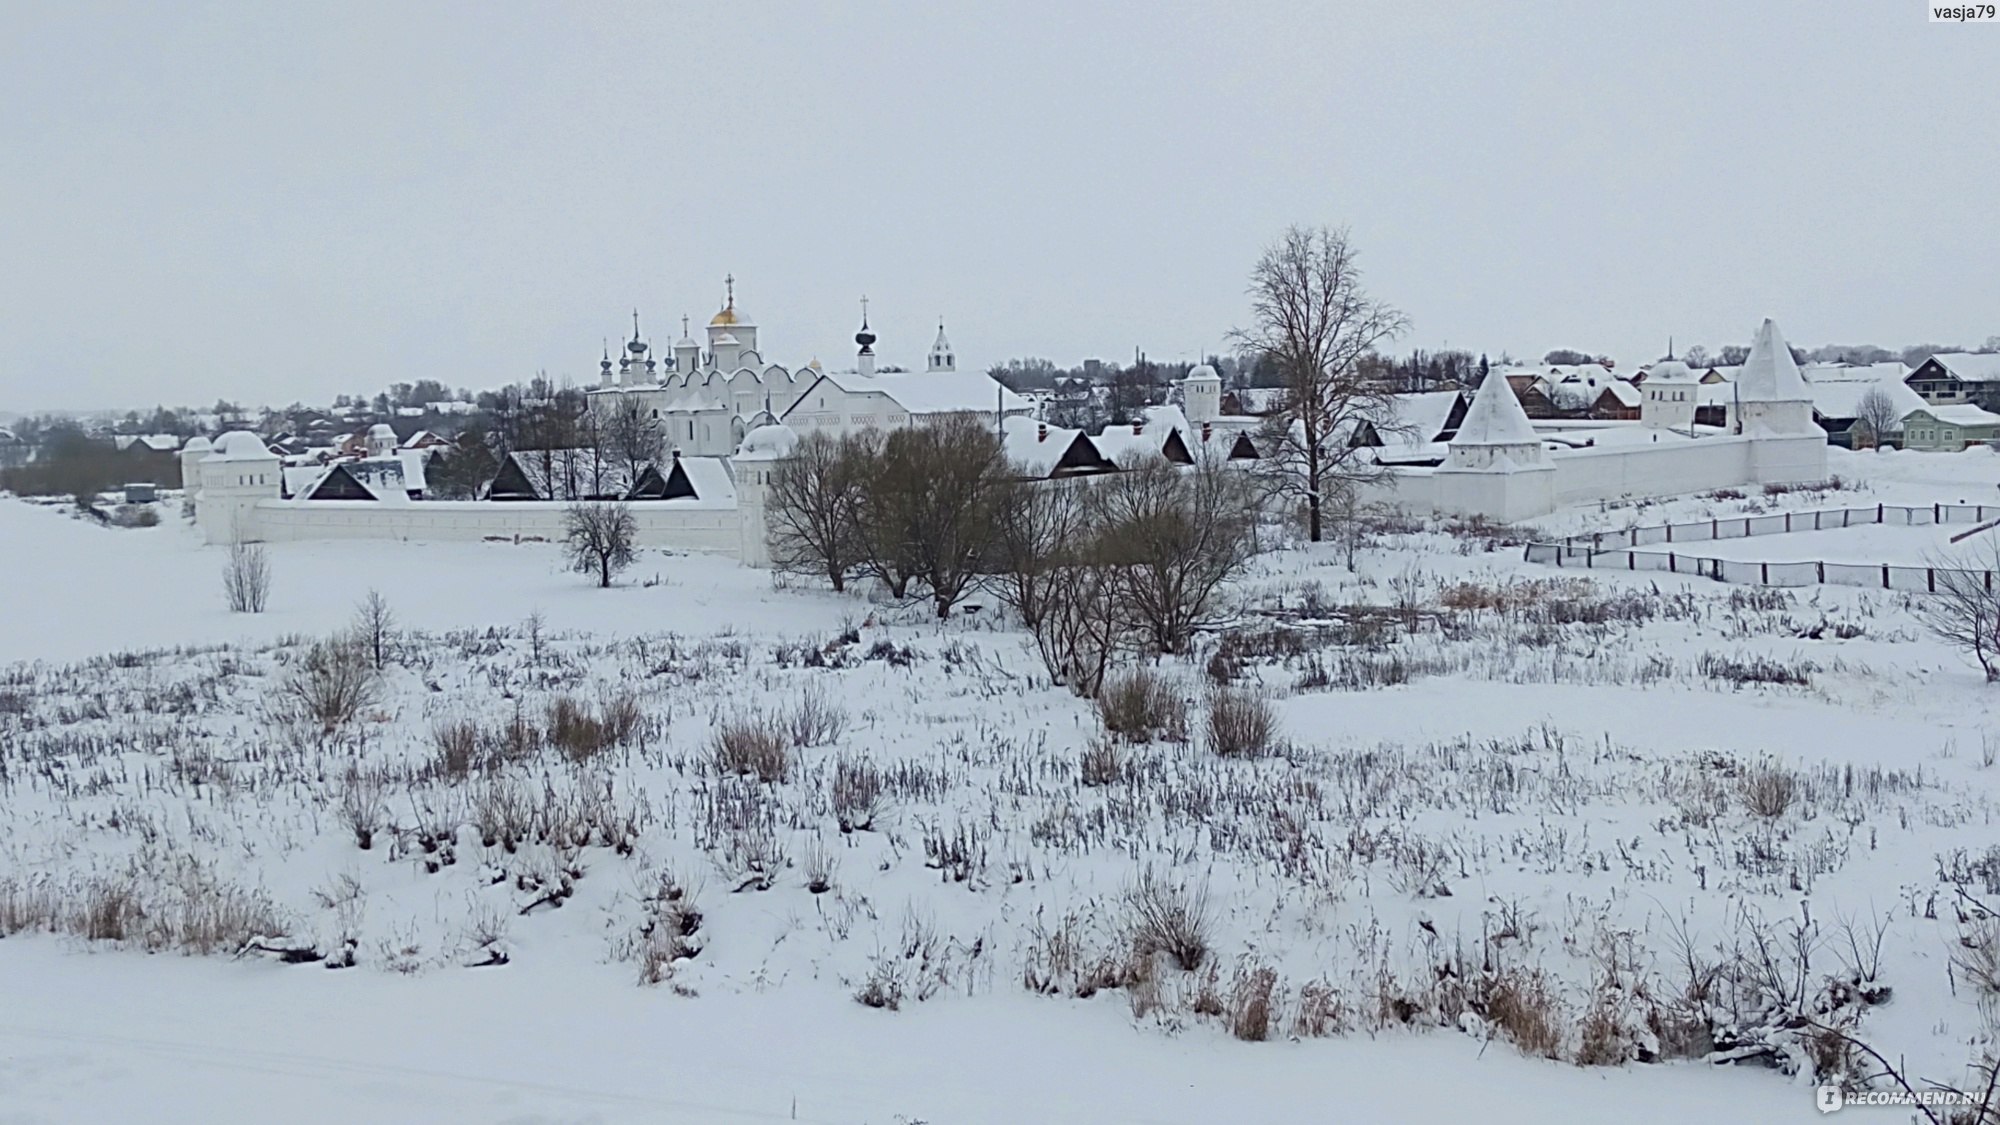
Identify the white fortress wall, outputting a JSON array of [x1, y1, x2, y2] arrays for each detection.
[[1365, 431, 1830, 521], [1549, 433, 1827, 507]]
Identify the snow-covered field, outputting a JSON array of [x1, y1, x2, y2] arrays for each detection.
[[4, 446, 2000, 1123]]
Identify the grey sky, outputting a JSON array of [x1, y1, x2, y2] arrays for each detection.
[[3, 1, 1995, 413]]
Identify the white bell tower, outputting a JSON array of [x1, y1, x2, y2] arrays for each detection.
[[928, 320, 955, 373]]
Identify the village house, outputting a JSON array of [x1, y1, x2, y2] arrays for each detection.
[[1905, 353, 2000, 406], [1898, 404, 2000, 452]]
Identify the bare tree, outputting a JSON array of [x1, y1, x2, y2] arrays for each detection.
[[600, 396, 664, 486], [351, 589, 395, 670], [1323, 476, 1375, 571], [1030, 558, 1126, 697], [859, 415, 1008, 617], [1916, 544, 2000, 682], [992, 476, 1091, 629], [767, 430, 873, 592], [426, 429, 499, 499], [222, 542, 270, 613], [1852, 386, 1903, 450], [563, 501, 637, 588], [1232, 225, 1409, 542], [1093, 459, 1258, 654]]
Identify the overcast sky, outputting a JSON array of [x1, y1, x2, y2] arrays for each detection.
[[3, 1, 1995, 413]]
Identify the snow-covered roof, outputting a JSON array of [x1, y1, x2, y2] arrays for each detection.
[[1916, 403, 2000, 427], [1804, 373, 1925, 423], [1921, 353, 2000, 383], [672, 456, 736, 503], [367, 423, 397, 440], [1736, 319, 1810, 403], [395, 449, 429, 493], [734, 423, 799, 461], [1000, 415, 1106, 477], [1090, 417, 1187, 466], [285, 458, 414, 504], [1600, 381, 1642, 407], [181, 435, 213, 453], [1369, 391, 1465, 443], [281, 463, 326, 496], [1182, 364, 1222, 384], [801, 369, 1031, 417], [1452, 372, 1539, 446], [204, 431, 276, 462], [1141, 404, 1192, 436], [1802, 361, 1909, 383], [496, 450, 639, 501], [1645, 360, 1699, 386]]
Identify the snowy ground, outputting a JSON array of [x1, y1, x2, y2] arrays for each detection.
[[3, 446, 1999, 1123], [0, 940, 1800, 1124]]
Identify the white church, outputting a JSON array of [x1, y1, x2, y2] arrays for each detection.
[[186, 282, 1033, 562], [585, 280, 1028, 457]]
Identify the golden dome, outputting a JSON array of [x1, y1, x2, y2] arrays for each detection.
[[709, 306, 739, 327]]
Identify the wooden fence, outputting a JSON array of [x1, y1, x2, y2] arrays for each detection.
[[1522, 503, 2000, 592]]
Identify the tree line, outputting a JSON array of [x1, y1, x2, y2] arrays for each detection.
[[764, 414, 1261, 693]]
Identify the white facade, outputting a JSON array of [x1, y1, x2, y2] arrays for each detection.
[[1180, 365, 1222, 426], [1641, 360, 1700, 431], [780, 312, 1028, 437], [586, 281, 811, 458], [1427, 369, 1556, 520], [1725, 318, 1817, 437], [195, 432, 283, 544]]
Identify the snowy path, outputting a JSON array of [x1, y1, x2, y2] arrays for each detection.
[[0, 942, 1812, 1124]]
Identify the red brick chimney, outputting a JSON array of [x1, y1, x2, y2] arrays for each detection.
[[1037, 422, 1047, 442]]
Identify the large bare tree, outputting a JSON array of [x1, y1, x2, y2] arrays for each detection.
[[767, 429, 873, 592], [870, 414, 1009, 619], [1852, 386, 1903, 451], [1233, 225, 1409, 542], [1092, 459, 1258, 655], [992, 476, 1092, 629]]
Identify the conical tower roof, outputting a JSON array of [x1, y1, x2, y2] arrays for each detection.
[[1737, 318, 1809, 403], [1452, 371, 1540, 446]]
